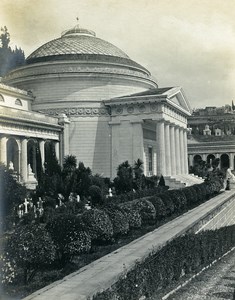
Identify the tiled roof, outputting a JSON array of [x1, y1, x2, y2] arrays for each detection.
[[27, 35, 130, 62]]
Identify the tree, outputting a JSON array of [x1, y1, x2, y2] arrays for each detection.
[[46, 214, 91, 265], [133, 159, 145, 190], [113, 161, 133, 194], [5, 224, 56, 284], [0, 26, 10, 48], [0, 26, 25, 76], [0, 163, 27, 225]]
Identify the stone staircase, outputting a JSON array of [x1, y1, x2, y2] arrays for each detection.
[[164, 174, 204, 189]]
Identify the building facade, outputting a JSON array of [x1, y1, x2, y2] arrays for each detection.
[[0, 83, 63, 188], [187, 105, 235, 171], [1, 25, 192, 181]]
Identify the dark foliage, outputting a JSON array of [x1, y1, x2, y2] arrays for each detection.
[[93, 225, 235, 300], [46, 214, 91, 265], [0, 26, 25, 76], [0, 164, 27, 226], [113, 161, 133, 194], [5, 224, 56, 284], [89, 185, 103, 207], [81, 209, 113, 244]]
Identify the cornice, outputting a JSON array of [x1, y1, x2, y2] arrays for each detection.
[[0, 83, 33, 100], [3, 63, 155, 84], [0, 107, 62, 130], [0, 122, 60, 140]]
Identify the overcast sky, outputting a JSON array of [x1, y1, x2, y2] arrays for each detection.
[[0, 0, 234, 108]]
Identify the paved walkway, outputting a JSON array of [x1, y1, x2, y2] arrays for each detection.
[[164, 249, 235, 300], [23, 191, 235, 300]]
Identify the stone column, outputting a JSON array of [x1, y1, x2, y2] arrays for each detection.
[[229, 153, 234, 170], [0, 136, 7, 165], [170, 124, 176, 175], [58, 114, 70, 158], [131, 120, 144, 164], [183, 129, 189, 174], [21, 138, 28, 183], [202, 153, 207, 162], [188, 154, 194, 168], [175, 126, 181, 174], [32, 143, 37, 175], [55, 141, 60, 162], [156, 120, 165, 175], [164, 122, 171, 175], [39, 140, 45, 170], [179, 128, 185, 174], [215, 153, 221, 169]]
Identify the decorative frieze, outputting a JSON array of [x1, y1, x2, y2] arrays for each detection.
[[38, 107, 110, 117], [4, 65, 150, 81]]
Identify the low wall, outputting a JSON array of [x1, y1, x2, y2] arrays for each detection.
[[23, 190, 235, 300]]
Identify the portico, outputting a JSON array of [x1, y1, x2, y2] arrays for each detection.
[[0, 83, 63, 188], [105, 87, 191, 178]]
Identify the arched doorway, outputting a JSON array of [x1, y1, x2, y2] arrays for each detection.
[[44, 140, 59, 174], [27, 139, 41, 178], [7, 138, 19, 173], [220, 153, 229, 169], [207, 154, 215, 166], [193, 154, 202, 167]]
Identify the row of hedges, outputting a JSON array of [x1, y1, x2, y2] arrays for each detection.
[[93, 224, 235, 300], [105, 186, 168, 205], [1, 178, 223, 286], [119, 179, 223, 224]]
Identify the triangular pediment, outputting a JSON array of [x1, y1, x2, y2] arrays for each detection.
[[163, 87, 192, 115]]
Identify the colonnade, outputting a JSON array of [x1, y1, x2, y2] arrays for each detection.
[[156, 121, 188, 176], [0, 135, 60, 184], [188, 152, 235, 170]]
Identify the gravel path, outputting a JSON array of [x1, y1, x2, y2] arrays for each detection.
[[165, 249, 235, 300]]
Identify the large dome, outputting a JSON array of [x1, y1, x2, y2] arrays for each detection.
[[26, 26, 146, 71]]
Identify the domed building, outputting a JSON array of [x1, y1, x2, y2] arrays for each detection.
[[2, 25, 192, 182]]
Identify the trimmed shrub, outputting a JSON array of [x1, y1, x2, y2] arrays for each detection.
[[132, 199, 156, 224], [158, 193, 175, 216], [46, 214, 91, 264], [148, 196, 167, 220], [89, 185, 103, 207], [81, 209, 113, 243], [181, 187, 197, 208], [118, 203, 142, 229], [168, 190, 187, 212], [104, 205, 129, 236], [5, 224, 56, 284]]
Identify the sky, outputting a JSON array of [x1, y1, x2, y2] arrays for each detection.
[[0, 0, 235, 108]]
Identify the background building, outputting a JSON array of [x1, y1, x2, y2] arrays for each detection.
[[187, 104, 235, 171]]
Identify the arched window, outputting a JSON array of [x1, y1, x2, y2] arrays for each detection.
[[15, 98, 22, 106], [0, 94, 5, 102]]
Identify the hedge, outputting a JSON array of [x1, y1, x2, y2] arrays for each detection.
[[93, 225, 235, 300], [107, 186, 168, 205], [46, 214, 91, 264], [104, 204, 130, 237], [81, 209, 113, 244]]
